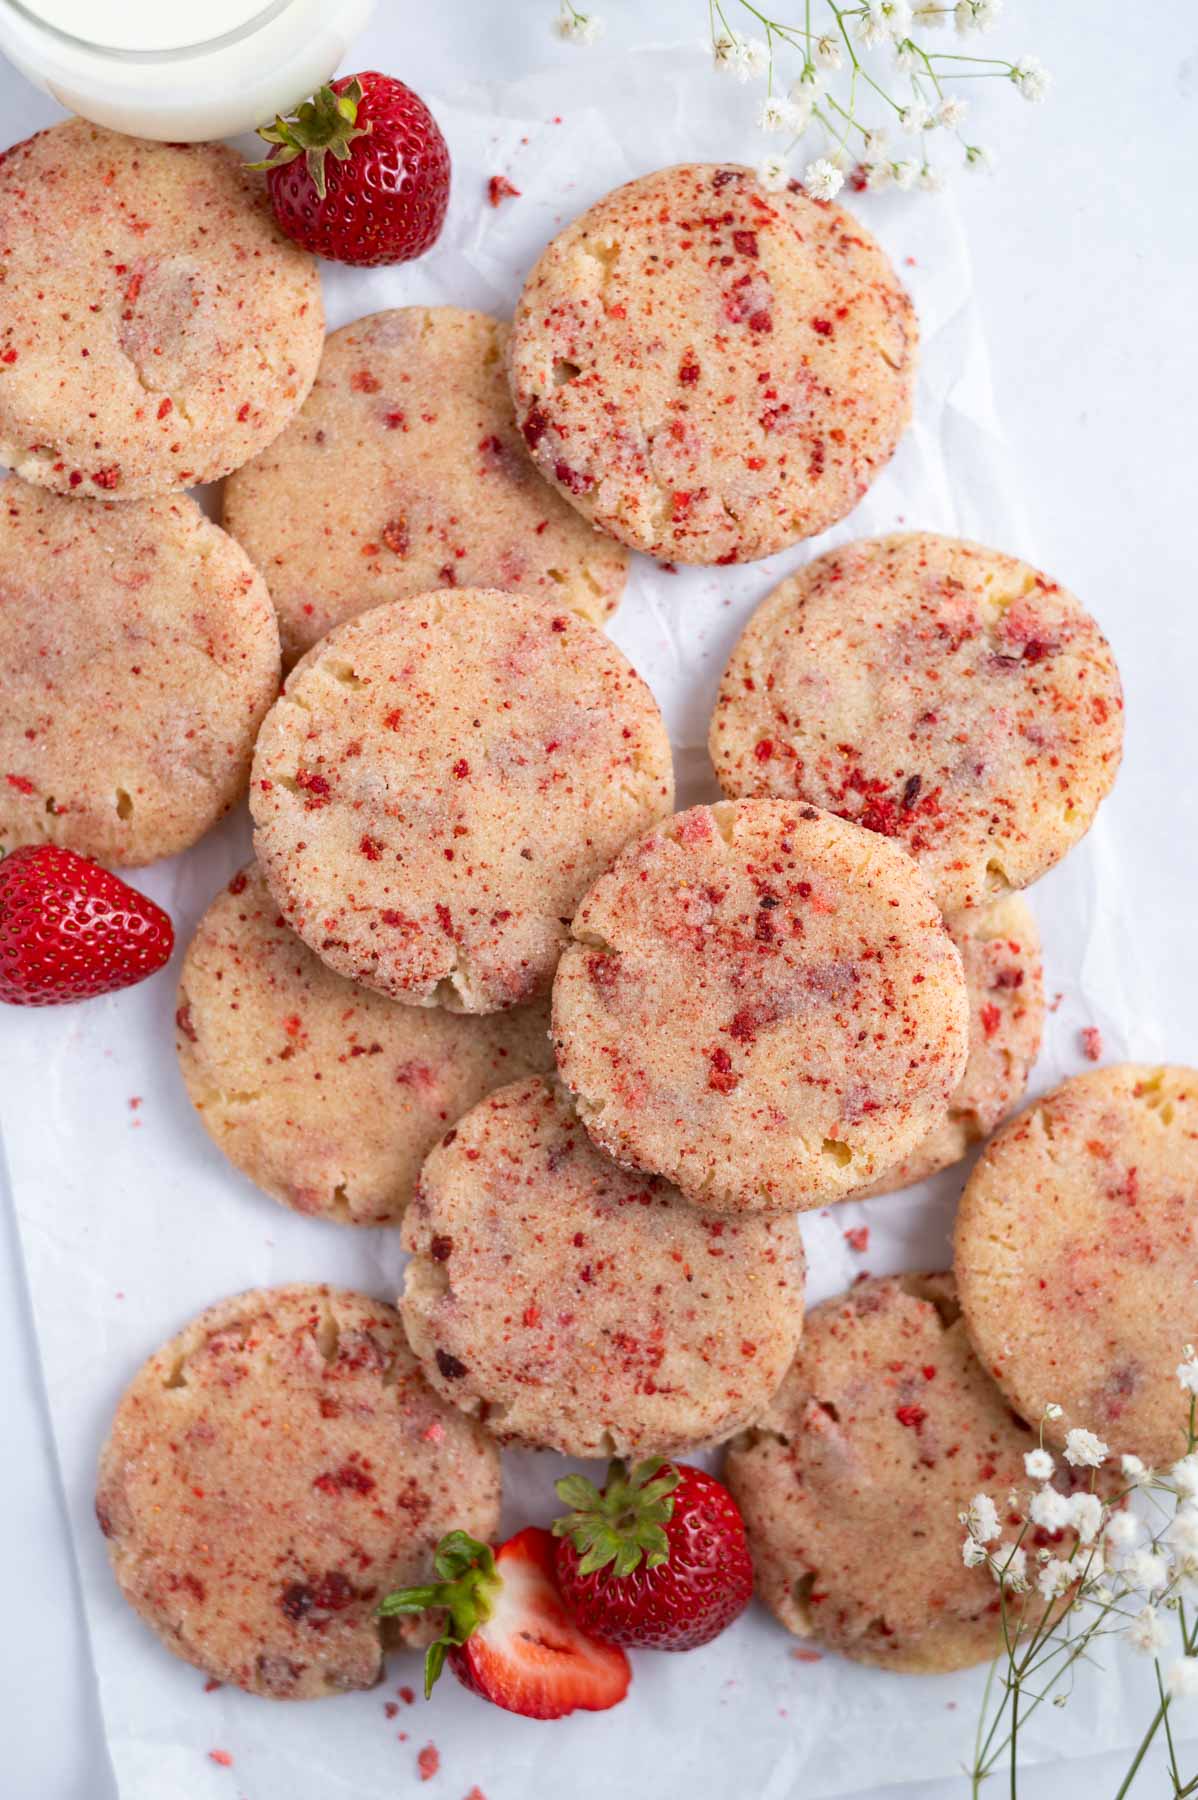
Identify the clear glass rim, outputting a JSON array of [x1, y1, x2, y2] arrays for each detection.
[[0, 0, 295, 60]]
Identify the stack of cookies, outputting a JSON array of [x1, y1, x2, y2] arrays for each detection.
[[4, 125, 1191, 1696]]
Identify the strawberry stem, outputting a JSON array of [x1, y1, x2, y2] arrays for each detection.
[[247, 77, 372, 200], [552, 1458, 681, 1578], [378, 1530, 500, 1697]]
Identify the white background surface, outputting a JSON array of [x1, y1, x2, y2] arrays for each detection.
[[1, 3, 1196, 1797]]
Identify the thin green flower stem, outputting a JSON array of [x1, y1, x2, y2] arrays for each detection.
[[825, 2, 903, 112], [926, 51, 1019, 66], [1155, 1659, 1181, 1792]]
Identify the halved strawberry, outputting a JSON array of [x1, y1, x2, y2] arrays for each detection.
[[378, 1526, 630, 1719]]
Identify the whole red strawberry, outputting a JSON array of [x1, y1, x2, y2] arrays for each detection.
[[0, 846, 174, 1006], [552, 1458, 754, 1651], [253, 72, 450, 267]]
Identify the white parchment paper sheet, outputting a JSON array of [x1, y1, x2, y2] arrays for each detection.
[[0, 32, 1182, 1800]]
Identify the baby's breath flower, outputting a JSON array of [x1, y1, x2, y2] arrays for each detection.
[[1044, 1402, 1064, 1422], [891, 158, 919, 191], [1172, 1455, 1198, 1501], [1029, 1487, 1072, 1532], [963, 1493, 1001, 1543], [892, 40, 919, 74], [1167, 1657, 1198, 1700], [964, 143, 994, 171], [991, 1543, 1029, 1592], [813, 33, 843, 71], [898, 101, 932, 134], [803, 156, 845, 201], [865, 161, 894, 190], [1070, 1492, 1104, 1544], [712, 31, 739, 71], [1126, 1548, 1171, 1595], [1037, 1558, 1073, 1602], [935, 95, 968, 129], [1126, 1605, 1169, 1655], [1121, 1453, 1149, 1483], [1024, 1448, 1055, 1481], [756, 153, 790, 192], [962, 1535, 989, 1568], [1011, 54, 1050, 103], [856, 1, 911, 49], [758, 96, 798, 133], [955, 0, 1002, 32], [1064, 1427, 1108, 1469], [1104, 1510, 1143, 1555], [915, 159, 942, 192], [738, 36, 771, 80], [913, 0, 948, 24], [1166, 1504, 1198, 1559], [861, 129, 889, 160], [555, 6, 604, 43], [1177, 1350, 1198, 1395]]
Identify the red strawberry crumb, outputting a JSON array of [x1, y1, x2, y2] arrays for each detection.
[[399, 1686, 416, 1704], [754, 740, 774, 762], [844, 1226, 869, 1253], [980, 1003, 1002, 1038], [1081, 1026, 1103, 1062], [708, 1047, 739, 1094], [360, 835, 384, 861], [5, 774, 35, 794], [452, 759, 469, 778], [791, 1648, 823, 1663], [922, 1365, 937, 1380], [679, 356, 700, 385], [732, 229, 758, 258], [417, 1744, 440, 1781], [384, 1701, 399, 1719], [488, 174, 521, 206], [0, 348, 17, 364], [351, 369, 381, 393], [227, 870, 248, 896], [203, 1678, 222, 1693], [895, 1405, 927, 1430], [811, 318, 833, 336], [91, 466, 121, 489], [382, 517, 410, 555], [208, 1750, 233, 1768], [236, 402, 251, 422]]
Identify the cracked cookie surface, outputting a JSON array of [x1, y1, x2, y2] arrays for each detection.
[[0, 481, 280, 865], [250, 589, 673, 1011], [401, 1073, 806, 1456], [710, 533, 1124, 912], [551, 798, 969, 1213], [0, 121, 323, 499], [724, 1273, 1095, 1671], [955, 1065, 1198, 1468], [856, 894, 1044, 1197], [506, 163, 915, 563], [224, 307, 627, 665], [95, 1284, 500, 1699], [176, 863, 554, 1225]]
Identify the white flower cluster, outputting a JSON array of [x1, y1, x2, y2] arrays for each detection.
[[555, 5, 603, 44]]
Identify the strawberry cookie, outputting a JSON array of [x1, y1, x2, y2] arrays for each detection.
[[0, 122, 322, 500], [0, 482, 279, 865], [857, 895, 1044, 1197], [95, 1284, 500, 1699], [725, 1273, 1092, 1670], [710, 533, 1124, 913], [177, 863, 553, 1225], [224, 308, 627, 665], [506, 164, 915, 563], [954, 1066, 1198, 1468], [401, 1074, 806, 1456], [250, 590, 673, 1011], [551, 799, 970, 1213]]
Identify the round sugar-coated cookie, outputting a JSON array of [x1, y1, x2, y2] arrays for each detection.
[[223, 308, 628, 665], [551, 798, 969, 1213], [0, 481, 280, 866], [955, 1066, 1198, 1469], [250, 589, 673, 1011], [857, 895, 1044, 1197], [95, 1284, 500, 1699], [401, 1074, 806, 1457], [506, 163, 915, 564], [176, 862, 554, 1225], [0, 122, 323, 501], [710, 533, 1124, 913], [725, 1273, 1094, 1671]]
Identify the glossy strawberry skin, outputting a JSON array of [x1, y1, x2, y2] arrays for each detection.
[[266, 72, 450, 267], [554, 1465, 754, 1651], [0, 846, 174, 1006]]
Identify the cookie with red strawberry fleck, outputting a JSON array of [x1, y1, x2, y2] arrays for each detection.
[[724, 1273, 1102, 1672], [551, 1458, 753, 1650], [401, 1074, 805, 1456], [380, 1525, 630, 1717], [955, 1065, 1198, 1470], [0, 122, 322, 500], [250, 590, 673, 1011], [710, 533, 1124, 913], [223, 308, 627, 665], [855, 894, 1044, 1197], [0, 846, 173, 1005], [253, 74, 450, 267], [507, 163, 915, 563], [176, 862, 553, 1225], [551, 798, 969, 1213], [1, 483, 279, 865], [96, 1285, 500, 1699]]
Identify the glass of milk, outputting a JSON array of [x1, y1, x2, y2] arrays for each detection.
[[0, 0, 377, 140]]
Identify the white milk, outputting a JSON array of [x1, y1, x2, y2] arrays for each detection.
[[0, 0, 377, 139]]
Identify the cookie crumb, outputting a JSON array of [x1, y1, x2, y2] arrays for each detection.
[[418, 1743, 440, 1781], [1080, 1026, 1102, 1062]]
